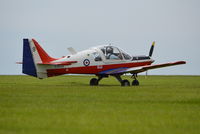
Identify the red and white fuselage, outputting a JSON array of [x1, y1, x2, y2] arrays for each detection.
[[21, 39, 185, 82]]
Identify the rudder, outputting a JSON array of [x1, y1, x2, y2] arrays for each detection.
[[22, 39, 37, 77]]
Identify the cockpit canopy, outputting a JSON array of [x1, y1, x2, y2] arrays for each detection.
[[95, 45, 132, 60]]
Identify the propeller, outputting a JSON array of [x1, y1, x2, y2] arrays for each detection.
[[149, 41, 155, 57], [146, 41, 155, 78]]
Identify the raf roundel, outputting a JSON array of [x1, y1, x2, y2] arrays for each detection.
[[83, 59, 90, 66]]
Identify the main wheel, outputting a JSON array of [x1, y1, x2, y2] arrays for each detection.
[[121, 79, 130, 86], [132, 80, 139, 86], [90, 78, 99, 86]]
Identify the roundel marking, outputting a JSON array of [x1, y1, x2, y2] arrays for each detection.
[[32, 46, 36, 52], [83, 59, 90, 66]]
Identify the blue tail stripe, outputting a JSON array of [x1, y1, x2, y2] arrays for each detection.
[[22, 39, 37, 77]]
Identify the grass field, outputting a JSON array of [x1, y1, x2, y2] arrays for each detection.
[[0, 75, 200, 134]]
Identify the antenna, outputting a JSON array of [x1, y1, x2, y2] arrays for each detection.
[[145, 71, 148, 79]]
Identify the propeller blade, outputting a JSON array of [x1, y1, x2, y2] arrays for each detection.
[[149, 41, 155, 57]]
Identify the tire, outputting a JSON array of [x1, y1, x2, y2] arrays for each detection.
[[90, 78, 98, 86], [121, 79, 130, 86], [132, 80, 139, 86]]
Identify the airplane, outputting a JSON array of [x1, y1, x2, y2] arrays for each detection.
[[19, 39, 186, 86]]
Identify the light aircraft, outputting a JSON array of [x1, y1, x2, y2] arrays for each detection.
[[19, 39, 186, 86]]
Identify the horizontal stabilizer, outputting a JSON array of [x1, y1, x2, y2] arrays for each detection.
[[38, 61, 77, 66], [16, 62, 23, 64]]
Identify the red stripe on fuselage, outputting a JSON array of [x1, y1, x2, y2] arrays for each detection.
[[47, 61, 152, 77]]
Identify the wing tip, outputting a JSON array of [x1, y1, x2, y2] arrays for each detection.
[[176, 61, 186, 65]]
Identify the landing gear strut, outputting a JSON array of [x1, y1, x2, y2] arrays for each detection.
[[113, 75, 130, 86], [131, 74, 139, 86]]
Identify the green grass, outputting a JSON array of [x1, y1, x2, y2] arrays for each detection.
[[0, 75, 200, 134]]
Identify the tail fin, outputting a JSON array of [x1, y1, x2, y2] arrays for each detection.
[[22, 39, 57, 78], [23, 39, 37, 77], [32, 39, 56, 63]]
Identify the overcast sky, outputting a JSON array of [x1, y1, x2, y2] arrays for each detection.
[[0, 0, 199, 75]]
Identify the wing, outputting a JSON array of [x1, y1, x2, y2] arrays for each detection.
[[99, 61, 186, 75], [126, 61, 186, 74]]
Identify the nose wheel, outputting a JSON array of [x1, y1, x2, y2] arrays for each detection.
[[132, 79, 139, 86], [131, 74, 139, 86]]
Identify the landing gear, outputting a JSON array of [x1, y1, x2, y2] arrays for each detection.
[[131, 74, 139, 86], [89, 74, 140, 86], [90, 78, 99, 86], [121, 80, 130, 86], [90, 75, 106, 86], [113, 75, 130, 86], [132, 80, 139, 86]]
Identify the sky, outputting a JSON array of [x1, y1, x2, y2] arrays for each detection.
[[0, 0, 199, 75]]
